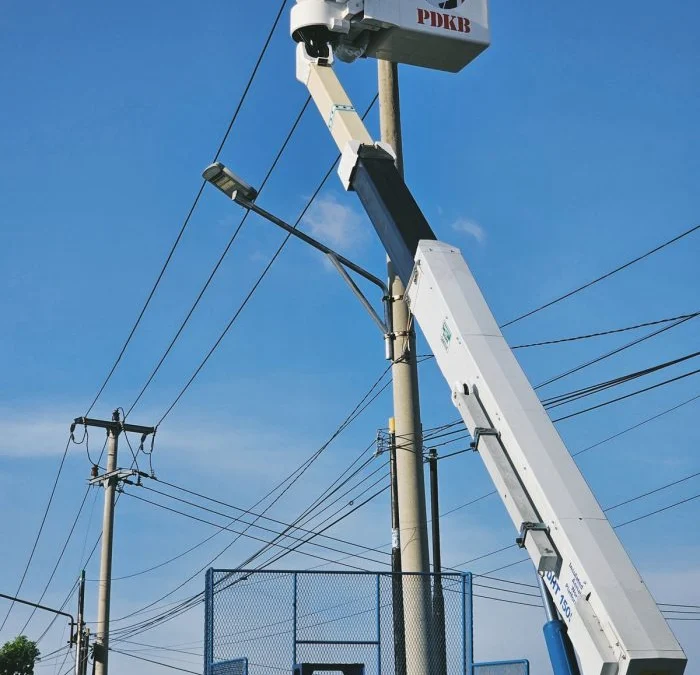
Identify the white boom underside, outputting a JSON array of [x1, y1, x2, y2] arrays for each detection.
[[406, 241, 686, 675]]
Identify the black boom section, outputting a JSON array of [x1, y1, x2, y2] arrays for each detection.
[[351, 146, 436, 286]]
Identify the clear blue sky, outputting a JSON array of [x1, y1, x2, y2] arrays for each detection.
[[0, 1, 698, 673]]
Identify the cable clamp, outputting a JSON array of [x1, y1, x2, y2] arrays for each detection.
[[516, 521, 549, 548], [469, 426, 500, 451]]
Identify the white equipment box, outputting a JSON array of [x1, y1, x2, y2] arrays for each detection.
[[291, 0, 489, 72]]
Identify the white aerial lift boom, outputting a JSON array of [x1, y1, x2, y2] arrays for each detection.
[[287, 2, 689, 674]]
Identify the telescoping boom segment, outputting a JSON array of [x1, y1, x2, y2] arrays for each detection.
[[289, 2, 688, 674]]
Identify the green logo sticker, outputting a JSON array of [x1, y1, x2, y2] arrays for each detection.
[[441, 320, 452, 351]]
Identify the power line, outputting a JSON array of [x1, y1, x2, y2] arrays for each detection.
[[605, 472, 700, 512], [511, 312, 699, 349], [478, 483, 700, 576], [125, 96, 312, 419], [573, 392, 700, 458], [106, 362, 390, 631], [139, 480, 390, 565], [120, 491, 374, 571], [113, 464, 391, 635], [551, 368, 700, 422], [104, 94, 383, 625], [453, 468, 700, 571], [155, 93, 379, 426], [35, 579, 78, 645], [535, 313, 698, 390], [109, 648, 200, 674], [83, 0, 289, 418], [110, 486, 389, 642], [0, 435, 72, 633], [112, 454, 391, 636], [615, 493, 700, 528], [500, 224, 700, 329], [19, 486, 93, 633], [113, 415, 699, 640], [541, 351, 700, 409]]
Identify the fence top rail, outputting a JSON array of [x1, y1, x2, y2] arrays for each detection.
[[209, 569, 470, 578]]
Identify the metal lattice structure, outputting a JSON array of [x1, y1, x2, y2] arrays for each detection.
[[204, 570, 473, 675], [473, 661, 529, 675]]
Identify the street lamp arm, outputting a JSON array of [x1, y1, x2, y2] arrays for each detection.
[[236, 194, 389, 296], [0, 591, 76, 641]]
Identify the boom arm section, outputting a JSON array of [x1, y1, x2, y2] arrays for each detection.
[[296, 41, 687, 675]]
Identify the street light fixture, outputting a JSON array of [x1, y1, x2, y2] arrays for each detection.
[[202, 162, 258, 202], [202, 161, 394, 359]]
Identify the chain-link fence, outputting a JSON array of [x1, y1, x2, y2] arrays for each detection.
[[204, 570, 473, 675]]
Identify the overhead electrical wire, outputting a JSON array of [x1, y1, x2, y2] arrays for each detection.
[[107, 445, 383, 583], [551, 368, 700, 422], [138, 480, 391, 566], [119, 491, 376, 572], [113, 463, 700, 650], [109, 387, 700, 646], [572, 392, 700, 458], [35, 2, 291, 644], [426, 360, 700, 451], [124, 96, 312, 420], [511, 311, 699, 349], [0, 435, 72, 633], [105, 95, 391, 628], [253, 478, 391, 571], [106, 362, 390, 632], [541, 351, 700, 409], [19, 486, 92, 633], [614, 493, 700, 528], [115, 459, 390, 632], [476, 479, 700, 577], [109, 648, 201, 674], [535, 313, 698, 390], [500, 224, 700, 329], [84, 0, 290, 419], [42, 90, 382, 645], [118, 452, 700, 640], [110, 485, 390, 642], [110, 443, 393, 638], [155, 93, 380, 427]]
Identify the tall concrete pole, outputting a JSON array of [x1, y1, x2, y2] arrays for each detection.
[[75, 571, 86, 675], [378, 58, 432, 675], [94, 410, 120, 675], [389, 418, 407, 675], [429, 449, 447, 675]]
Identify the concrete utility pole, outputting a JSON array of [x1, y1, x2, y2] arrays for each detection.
[[388, 418, 407, 675], [73, 410, 155, 675], [75, 571, 89, 675], [428, 449, 447, 675], [94, 411, 119, 675], [378, 59, 432, 675]]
